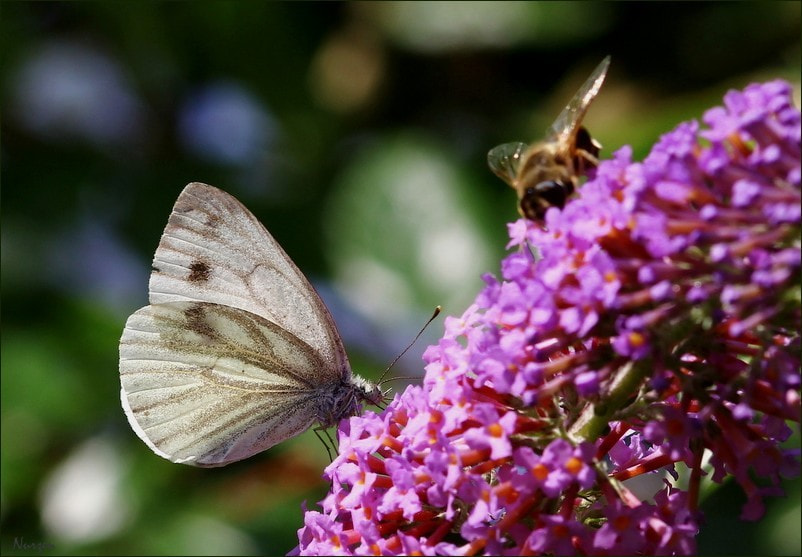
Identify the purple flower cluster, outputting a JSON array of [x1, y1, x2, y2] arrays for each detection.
[[295, 80, 800, 555]]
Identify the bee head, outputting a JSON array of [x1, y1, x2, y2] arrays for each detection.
[[520, 180, 573, 222]]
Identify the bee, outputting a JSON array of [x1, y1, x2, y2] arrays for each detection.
[[488, 56, 611, 223]]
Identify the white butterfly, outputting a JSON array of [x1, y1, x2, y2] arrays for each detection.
[[119, 182, 383, 467]]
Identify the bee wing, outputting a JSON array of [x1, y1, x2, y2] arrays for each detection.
[[487, 141, 528, 186], [147, 182, 349, 377], [120, 301, 330, 467], [546, 56, 610, 145]]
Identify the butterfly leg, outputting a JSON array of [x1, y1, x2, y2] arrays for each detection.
[[314, 426, 338, 463]]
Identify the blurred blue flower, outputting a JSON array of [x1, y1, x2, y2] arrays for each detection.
[[178, 81, 277, 166]]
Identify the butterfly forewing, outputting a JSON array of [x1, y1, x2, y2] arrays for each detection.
[[120, 301, 329, 466], [149, 182, 349, 376]]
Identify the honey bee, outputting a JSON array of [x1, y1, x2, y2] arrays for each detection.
[[488, 56, 611, 223]]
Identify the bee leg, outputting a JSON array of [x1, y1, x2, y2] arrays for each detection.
[[574, 126, 602, 175]]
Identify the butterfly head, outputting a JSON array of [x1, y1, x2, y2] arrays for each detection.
[[319, 375, 385, 428], [351, 375, 385, 408]]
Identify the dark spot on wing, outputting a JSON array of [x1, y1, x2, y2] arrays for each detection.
[[183, 304, 218, 341], [205, 213, 221, 228], [188, 260, 212, 283]]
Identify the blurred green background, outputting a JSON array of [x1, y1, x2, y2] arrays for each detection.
[[1, 2, 800, 555]]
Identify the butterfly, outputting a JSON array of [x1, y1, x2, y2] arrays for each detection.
[[119, 182, 383, 467]]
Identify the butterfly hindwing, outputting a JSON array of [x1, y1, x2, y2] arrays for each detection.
[[120, 300, 330, 466]]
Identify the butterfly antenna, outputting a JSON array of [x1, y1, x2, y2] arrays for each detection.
[[377, 306, 441, 384]]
